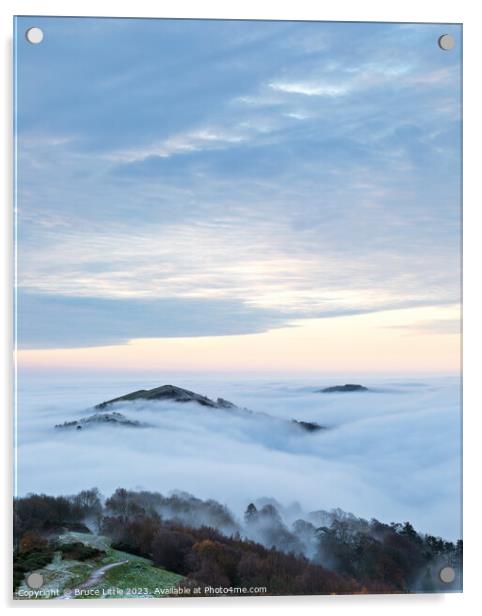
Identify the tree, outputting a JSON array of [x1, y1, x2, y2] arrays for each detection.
[[105, 488, 145, 521], [244, 503, 258, 524], [151, 528, 194, 574], [19, 531, 48, 554], [74, 488, 103, 530]]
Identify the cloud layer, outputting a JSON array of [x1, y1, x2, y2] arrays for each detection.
[[15, 375, 462, 540], [16, 291, 289, 348]]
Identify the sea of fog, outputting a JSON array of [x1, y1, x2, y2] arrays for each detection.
[[14, 373, 462, 541]]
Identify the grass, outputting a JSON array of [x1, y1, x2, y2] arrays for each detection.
[[109, 548, 152, 564], [57, 531, 111, 551], [15, 531, 184, 600], [87, 560, 184, 599]]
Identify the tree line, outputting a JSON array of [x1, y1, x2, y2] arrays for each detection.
[[13, 488, 462, 595]]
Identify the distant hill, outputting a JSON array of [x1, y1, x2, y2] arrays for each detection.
[[54, 384, 325, 433], [321, 384, 369, 393], [95, 384, 236, 410]]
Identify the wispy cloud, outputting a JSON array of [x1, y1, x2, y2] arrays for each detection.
[[268, 80, 350, 97], [108, 127, 248, 163], [18, 214, 458, 320], [15, 18, 461, 350], [386, 317, 460, 336]]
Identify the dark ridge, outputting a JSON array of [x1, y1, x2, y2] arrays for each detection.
[[95, 384, 236, 410], [292, 420, 324, 432], [321, 384, 369, 393], [55, 411, 144, 430]]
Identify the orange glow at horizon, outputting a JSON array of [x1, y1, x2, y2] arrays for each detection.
[[17, 305, 460, 374]]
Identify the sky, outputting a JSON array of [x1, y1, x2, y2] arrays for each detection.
[[14, 17, 462, 374]]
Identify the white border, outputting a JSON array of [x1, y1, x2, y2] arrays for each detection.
[[1, 1, 481, 614]]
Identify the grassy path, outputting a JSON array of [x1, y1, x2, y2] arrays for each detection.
[[57, 560, 129, 600]]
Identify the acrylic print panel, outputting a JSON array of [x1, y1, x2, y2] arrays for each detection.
[[13, 16, 462, 599]]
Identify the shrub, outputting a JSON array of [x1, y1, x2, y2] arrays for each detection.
[[57, 542, 105, 561]]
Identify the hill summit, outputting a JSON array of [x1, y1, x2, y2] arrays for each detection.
[[321, 384, 368, 393], [95, 384, 236, 410]]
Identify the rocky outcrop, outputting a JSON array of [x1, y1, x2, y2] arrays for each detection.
[[321, 384, 368, 393]]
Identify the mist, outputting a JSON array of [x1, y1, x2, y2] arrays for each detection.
[[15, 374, 461, 541]]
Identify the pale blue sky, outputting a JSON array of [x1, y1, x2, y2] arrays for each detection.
[[15, 17, 461, 350]]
